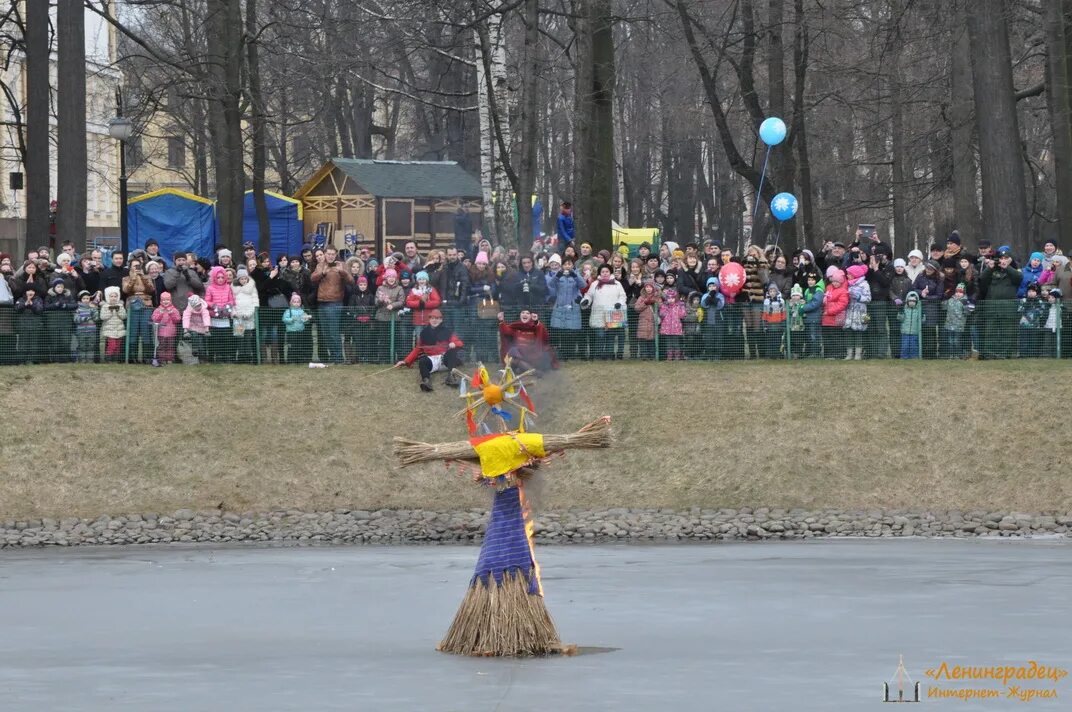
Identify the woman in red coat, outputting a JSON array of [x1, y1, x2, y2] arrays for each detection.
[[821, 266, 849, 358], [497, 309, 558, 373]]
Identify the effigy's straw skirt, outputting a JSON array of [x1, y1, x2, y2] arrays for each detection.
[[437, 484, 568, 656]]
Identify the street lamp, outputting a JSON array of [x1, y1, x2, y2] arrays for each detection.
[[108, 116, 134, 255]]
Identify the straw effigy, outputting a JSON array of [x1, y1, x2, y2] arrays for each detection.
[[393, 415, 611, 467], [393, 415, 611, 656]]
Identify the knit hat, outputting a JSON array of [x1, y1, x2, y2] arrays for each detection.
[[427, 309, 443, 319], [907, 249, 923, 261], [893, 258, 906, 269], [357, 275, 369, 285], [800, 249, 814, 264], [104, 286, 120, 302], [847, 264, 868, 280], [384, 268, 398, 280], [1050, 288, 1063, 299], [924, 259, 940, 271], [1030, 251, 1044, 264], [160, 291, 172, 302], [236, 266, 249, 280], [947, 231, 961, 246], [56, 252, 72, 265], [929, 243, 943, 252], [243, 241, 255, 249], [50, 277, 64, 287], [400, 271, 411, 281], [475, 251, 489, 265], [672, 249, 685, 259], [825, 266, 844, 282], [598, 249, 611, 260], [997, 245, 1012, 257], [580, 242, 592, 249], [145, 238, 158, 248], [790, 284, 803, 298], [955, 282, 966, 293], [217, 248, 232, 258], [173, 251, 187, 261], [415, 270, 429, 282], [706, 276, 719, 288], [188, 294, 203, 307], [548, 253, 562, 266], [77, 290, 91, 299]]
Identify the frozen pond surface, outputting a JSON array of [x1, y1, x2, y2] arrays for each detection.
[[1, 539, 1070, 711]]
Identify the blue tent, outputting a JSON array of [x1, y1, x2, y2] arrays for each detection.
[[242, 190, 304, 259], [127, 188, 217, 264]]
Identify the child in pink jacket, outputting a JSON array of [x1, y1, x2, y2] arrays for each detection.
[[658, 288, 687, 360], [151, 291, 182, 364], [183, 294, 211, 361]]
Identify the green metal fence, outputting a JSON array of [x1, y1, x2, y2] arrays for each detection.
[[0, 300, 1066, 365]]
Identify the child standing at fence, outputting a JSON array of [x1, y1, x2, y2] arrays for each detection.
[[182, 294, 211, 362], [44, 277, 76, 362], [898, 291, 923, 359], [1018, 282, 1044, 357], [232, 268, 259, 364], [787, 284, 805, 358], [204, 265, 235, 362], [633, 281, 660, 359], [801, 273, 824, 358], [682, 292, 704, 358], [658, 288, 686, 360], [73, 290, 99, 363], [761, 283, 786, 358], [1043, 287, 1062, 357], [346, 274, 376, 362], [700, 277, 724, 360], [99, 286, 127, 362], [151, 291, 182, 365], [282, 293, 313, 364], [943, 283, 970, 358], [14, 285, 44, 363], [821, 267, 849, 359]]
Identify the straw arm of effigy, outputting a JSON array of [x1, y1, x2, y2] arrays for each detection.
[[393, 416, 612, 467]]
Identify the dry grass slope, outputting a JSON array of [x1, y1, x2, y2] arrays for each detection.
[[1, 361, 1070, 519]]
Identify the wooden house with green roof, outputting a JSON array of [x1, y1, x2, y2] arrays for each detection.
[[293, 158, 483, 255]]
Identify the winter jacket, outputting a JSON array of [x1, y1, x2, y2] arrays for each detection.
[[767, 268, 793, 298], [51, 267, 85, 295], [547, 269, 586, 330], [74, 303, 98, 333], [700, 290, 724, 325], [944, 296, 969, 332], [912, 271, 943, 325], [821, 281, 849, 327], [204, 267, 236, 314], [844, 278, 872, 331], [162, 265, 205, 310], [311, 262, 354, 303], [232, 279, 259, 333], [401, 322, 464, 366], [434, 260, 471, 305], [282, 306, 310, 333], [762, 295, 786, 328], [979, 265, 1022, 301], [151, 305, 182, 338], [658, 298, 686, 336], [1018, 253, 1046, 297], [44, 290, 76, 313], [183, 300, 211, 334], [374, 283, 405, 322], [741, 254, 770, 304], [1019, 297, 1044, 328], [405, 286, 442, 327], [634, 289, 661, 340], [889, 272, 913, 305], [500, 268, 549, 308], [122, 272, 155, 308], [580, 278, 628, 329], [897, 294, 924, 335], [867, 263, 894, 302], [802, 282, 825, 324], [99, 302, 127, 339]]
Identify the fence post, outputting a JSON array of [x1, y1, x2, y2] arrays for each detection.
[[389, 316, 396, 364], [255, 307, 262, 365], [1057, 303, 1063, 359], [653, 307, 660, 361], [124, 306, 131, 364], [784, 311, 791, 360]]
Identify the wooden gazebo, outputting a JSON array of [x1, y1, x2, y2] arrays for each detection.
[[293, 158, 483, 255]]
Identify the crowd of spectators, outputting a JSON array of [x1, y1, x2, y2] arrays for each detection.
[[1, 227, 1069, 367]]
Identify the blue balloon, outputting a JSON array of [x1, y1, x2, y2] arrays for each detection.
[[770, 192, 798, 222], [759, 117, 787, 146]]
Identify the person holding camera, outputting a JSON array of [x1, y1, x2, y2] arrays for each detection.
[[311, 246, 354, 364], [580, 263, 627, 360]]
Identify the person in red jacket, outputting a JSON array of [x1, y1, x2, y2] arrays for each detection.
[[821, 266, 849, 358], [404, 270, 442, 339], [497, 309, 559, 373], [396, 309, 464, 392]]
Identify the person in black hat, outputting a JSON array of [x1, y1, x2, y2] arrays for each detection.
[[242, 241, 257, 265], [978, 245, 1021, 358], [637, 242, 652, 263], [143, 238, 167, 266]]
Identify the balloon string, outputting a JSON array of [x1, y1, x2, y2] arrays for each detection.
[[753, 145, 772, 219], [773, 223, 782, 249]]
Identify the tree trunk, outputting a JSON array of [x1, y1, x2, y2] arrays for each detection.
[[1045, 0, 1072, 250], [25, 0, 50, 255], [574, 0, 615, 252], [57, 0, 87, 251], [890, 33, 907, 253], [792, 0, 814, 247], [950, 2, 982, 248], [966, 0, 1028, 257], [475, 42, 496, 239], [207, 0, 246, 252], [246, 0, 270, 248], [516, 0, 540, 246]]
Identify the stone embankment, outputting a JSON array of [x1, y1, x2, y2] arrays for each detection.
[[1, 508, 1070, 548]]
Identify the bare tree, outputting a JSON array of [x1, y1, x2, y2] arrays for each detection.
[[25, 0, 49, 252], [57, 0, 87, 249]]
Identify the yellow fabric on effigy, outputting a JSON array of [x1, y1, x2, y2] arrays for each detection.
[[469, 432, 546, 478]]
